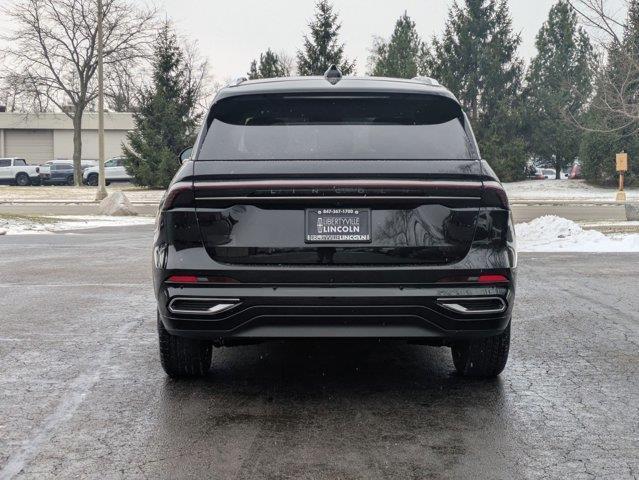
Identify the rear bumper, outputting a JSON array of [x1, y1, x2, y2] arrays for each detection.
[[157, 285, 514, 340]]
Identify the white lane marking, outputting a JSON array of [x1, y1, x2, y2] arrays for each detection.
[[0, 320, 141, 480]]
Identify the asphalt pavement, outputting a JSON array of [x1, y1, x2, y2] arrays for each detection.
[[0, 225, 637, 479]]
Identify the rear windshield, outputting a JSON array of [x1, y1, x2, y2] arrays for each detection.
[[198, 93, 474, 160]]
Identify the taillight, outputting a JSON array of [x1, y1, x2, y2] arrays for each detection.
[[162, 181, 194, 210], [483, 181, 509, 209], [478, 274, 509, 284], [167, 275, 198, 283], [438, 274, 509, 285], [166, 275, 240, 284]]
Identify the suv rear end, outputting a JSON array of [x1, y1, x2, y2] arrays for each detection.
[[40, 162, 75, 185], [153, 73, 516, 379]]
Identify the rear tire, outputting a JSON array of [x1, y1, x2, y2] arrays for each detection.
[[87, 173, 98, 186], [15, 173, 30, 186], [451, 323, 510, 378], [157, 312, 212, 378], [66, 175, 75, 186]]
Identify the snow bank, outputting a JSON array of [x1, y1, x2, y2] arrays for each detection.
[[516, 215, 639, 252], [0, 215, 154, 235]]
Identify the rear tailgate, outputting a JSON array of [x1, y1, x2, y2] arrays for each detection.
[[193, 160, 483, 265]]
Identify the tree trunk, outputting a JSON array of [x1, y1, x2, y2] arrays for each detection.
[[555, 156, 561, 180], [72, 110, 83, 187]]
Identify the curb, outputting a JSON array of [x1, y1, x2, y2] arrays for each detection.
[[581, 224, 639, 234]]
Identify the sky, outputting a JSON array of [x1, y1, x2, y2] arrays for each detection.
[[0, 0, 627, 84], [157, 0, 560, 82]]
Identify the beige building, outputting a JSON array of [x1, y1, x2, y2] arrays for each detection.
[[0, 112, 134, 164]]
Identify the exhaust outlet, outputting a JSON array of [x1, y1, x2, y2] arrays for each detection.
[[437, 297, 506, 315], [168, 298, 240, 315]]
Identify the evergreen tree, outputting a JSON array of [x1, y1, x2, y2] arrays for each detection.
[[369, 12, 424, 78], [248, 60, 259, 80], [425, 0, 525, 181], [526, 0, 594, 179], [123, 22, 199, 188], [580, 0, 639, 185], [297, 0, 355, 75], [247, 49, 289, 79]]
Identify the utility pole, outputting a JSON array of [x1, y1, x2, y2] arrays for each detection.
[[95, 0, 108, 201]]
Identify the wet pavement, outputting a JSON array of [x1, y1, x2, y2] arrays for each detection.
[[0, 226, 637, 479]]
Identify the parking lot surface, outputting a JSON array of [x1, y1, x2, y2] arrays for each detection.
[[0, 226, 637, 479]]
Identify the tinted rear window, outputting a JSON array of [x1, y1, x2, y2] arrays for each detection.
[[198, 93, 474, 160], [52, 164, 72, 170]]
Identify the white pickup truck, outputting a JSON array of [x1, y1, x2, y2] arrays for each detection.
[[0, 158, 40, 186]]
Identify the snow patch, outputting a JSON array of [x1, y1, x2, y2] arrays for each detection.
[[503, 179, 638, 202], [0, 215, 154, 235], [516, 215, 639, 252]]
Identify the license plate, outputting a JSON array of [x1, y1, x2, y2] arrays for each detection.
[[305, 208, 371, 243]]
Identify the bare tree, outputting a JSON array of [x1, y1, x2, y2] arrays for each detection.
[[569, 0, 639, 134], [1, 0, 156, 184], [103, 35, 215, 116], [569, 0, 626, 45], [277, 51, 296, 76], [181, 38, 215, 117], [0, 72, 52, 112], [105, 64, 143, 112]]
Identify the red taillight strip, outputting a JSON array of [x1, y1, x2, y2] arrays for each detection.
[[193, 179, 483, 191], [438, 274, 509, 285], [167, 275, 199, 283], [165, 275, 240, 284], [163, 179, 484, 209], [478, 274, 509, 284]]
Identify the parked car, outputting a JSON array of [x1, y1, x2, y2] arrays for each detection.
[[524, 164, 544, 180], [40, 159, 97, 170], [39, 162, 75, 185], [541, 168, 567, 179], [529, 168, 545, 180], [38, 160, 96, 183], [82, 156, 132, 186], [153, 69, 516, 379], [568, 163, 582, 179], [0, 157, 40, 186]]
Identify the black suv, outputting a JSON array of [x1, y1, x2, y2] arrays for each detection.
[[153, 68, 516, 379]]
